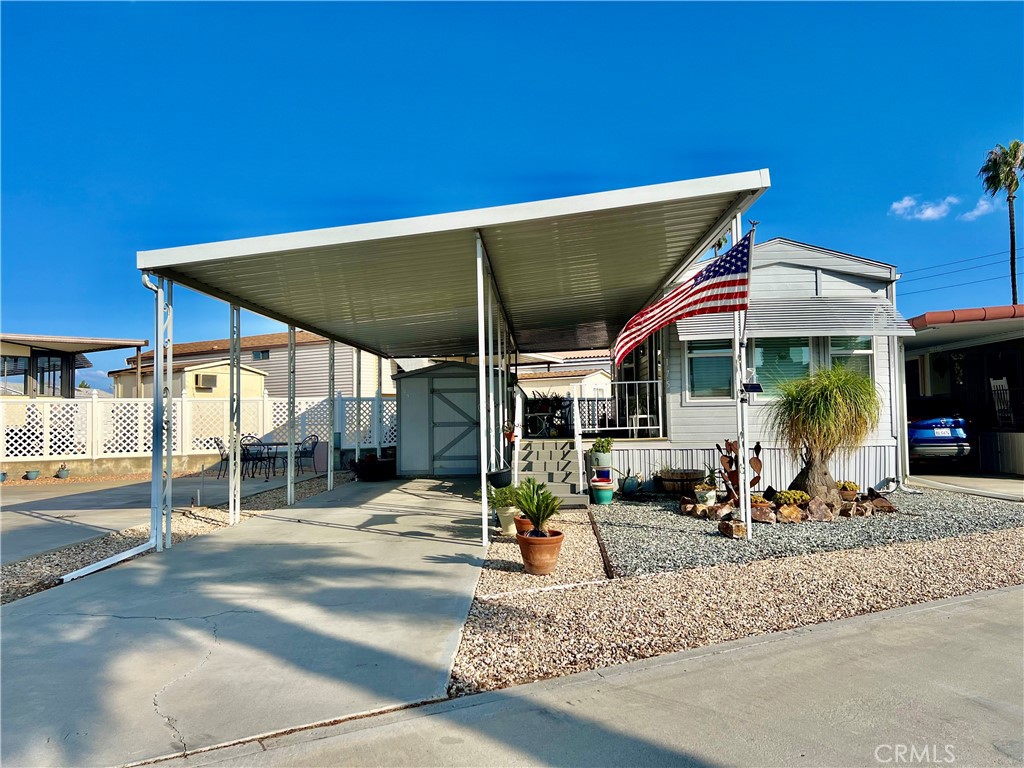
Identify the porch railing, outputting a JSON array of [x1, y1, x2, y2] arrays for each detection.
[[570, 380, 664, 438]]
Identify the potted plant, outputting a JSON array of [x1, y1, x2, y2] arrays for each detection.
[[614, 468, 642, 498], [590, 437, 614, 467], [590, 478, 615, 505], [502, 420, 516, 444], [486, 466, 513, 488], [838, 481, 859, 501], [515, 484, 564, 575], [24, 470, 40, 481], [55, 462, 70, 480], [513, 477, 550, 534], [766, 366, 880, 505], [694, 482, 717, 505], [488, 483, 520, 535], [0, 471, 6, 483], [660, 468, 704, 495], [774, 490, 811, 507]]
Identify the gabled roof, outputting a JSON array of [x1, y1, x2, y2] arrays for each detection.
[[518, 369, 608, 381], [109, 360, 268, 377], [0, 333, 148, 355]]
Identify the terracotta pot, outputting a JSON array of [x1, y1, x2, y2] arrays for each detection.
[[516, 529, 564, 575], [514, 516, 535, 534], [839, 490, 857, 502]]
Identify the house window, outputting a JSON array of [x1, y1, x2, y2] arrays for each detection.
[[252, 350, 270, 361], [829, 336, 874, 378], [0, 355, 29, 395], [752, 337, 810, 396], [686, 339, 733, 399]]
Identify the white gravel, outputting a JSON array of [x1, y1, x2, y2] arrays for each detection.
[[592, 487, 1024, 576], [449, 527, 1024, 696]]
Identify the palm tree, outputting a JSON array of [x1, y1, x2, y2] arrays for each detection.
[[978, 140, 1024, 304], [766, 365, 880, 502]]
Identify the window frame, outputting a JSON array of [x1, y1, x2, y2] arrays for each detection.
[[749, 336, 813, 401], [251, 350, 270, 361], [827, 335, 875, 379], [683, 339, 735, 402]]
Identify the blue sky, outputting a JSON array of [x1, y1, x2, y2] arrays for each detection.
[[3, 2, 1022, 389]]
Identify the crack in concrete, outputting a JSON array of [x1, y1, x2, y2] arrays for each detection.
[[38, 609, 256, 621], [152, 616, 222, 754]]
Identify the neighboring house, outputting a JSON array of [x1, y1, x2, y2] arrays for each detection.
[[109, 360, 267, 399], [121, 330, 396, 398], [518, 369, 612, 398], [611, 237, 915, 490], [0, 333, 147, 399], [904, 304, 1024, 474]]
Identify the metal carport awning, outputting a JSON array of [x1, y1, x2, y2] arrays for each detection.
[[138, 169, 771, 357], [676, 297, 915, 341]]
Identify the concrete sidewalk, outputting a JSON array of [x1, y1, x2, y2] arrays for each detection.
[[0, 471, 300, 563], [158, 587, 1024, 768], [908, 473, 1024, 503], [0, 478, 483, 768]]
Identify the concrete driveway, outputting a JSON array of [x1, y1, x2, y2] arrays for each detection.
[[0, 478, 483, 768], [908, 473, 1024, 503], [157, 587, 1024, 768], [0, 471, 300, 564]]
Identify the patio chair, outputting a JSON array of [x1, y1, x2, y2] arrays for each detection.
[[240, 435, 270, 479], [295, 434, 319, 475], [213, 437, 230, 479]]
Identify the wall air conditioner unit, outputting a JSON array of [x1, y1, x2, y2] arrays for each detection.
[[195, 374, 217, 389]]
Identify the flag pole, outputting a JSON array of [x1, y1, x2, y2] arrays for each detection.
[[740, 221, 758, 540], [731, 216, 747, 536]]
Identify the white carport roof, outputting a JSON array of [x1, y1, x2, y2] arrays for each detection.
[[138, 170, 770, 358]]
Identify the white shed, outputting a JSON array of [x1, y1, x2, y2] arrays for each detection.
[[395, 362, 501, 477]]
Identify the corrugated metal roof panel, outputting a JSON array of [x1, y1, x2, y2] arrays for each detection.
[[676, 297, 915, 341]]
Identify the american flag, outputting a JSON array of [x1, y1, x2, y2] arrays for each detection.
[[612, 231, 752, 366]]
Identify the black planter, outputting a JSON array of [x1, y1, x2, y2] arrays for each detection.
[[352, 457, 397, 482], [487, 468, 512, 488]]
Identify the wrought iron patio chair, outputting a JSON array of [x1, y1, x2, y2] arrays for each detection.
[[240, 435, 270, 479], [213, 436, 230, 479], [295, 434, 319, 475]]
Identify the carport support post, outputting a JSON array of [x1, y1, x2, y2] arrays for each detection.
[[355, 350, 362, 460], [162, 280, 174, 549], [228, 305, 242, 524], [376, 354, 383, 458], [328, 340, 335, 491], [149, 278, 165, 550], [476, 233, 489, 547], [487, 279, 496, 471], [287, 325, 296, 506]]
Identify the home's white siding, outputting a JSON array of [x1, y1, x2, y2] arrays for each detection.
[[656, 239, 901, 489]]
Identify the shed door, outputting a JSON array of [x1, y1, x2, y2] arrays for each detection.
[[431, 378, 479, 476]]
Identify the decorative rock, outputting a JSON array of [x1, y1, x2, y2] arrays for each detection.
[[718, 519, 747, 538], [708, 504, 734, 521], [872, 496, 897, 514], [855, 502, 874, 517], [679, 502, 697, 516], [806, 497, 835, 522], [694, 504, 709, 519], [777, 504, 803, 524], [750, 505, 776, 524], [839, 501, 856, 517]]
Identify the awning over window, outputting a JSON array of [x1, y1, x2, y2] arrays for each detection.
[[676, 297, 915, 341]]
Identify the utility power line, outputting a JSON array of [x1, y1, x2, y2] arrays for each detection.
[[901, 256, 1007, 283], [902, 248, 1019, 275], [900, 275, 1009, 296]]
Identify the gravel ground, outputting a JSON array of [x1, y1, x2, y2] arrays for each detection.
[[476, 511, 607, 597], [0, 468, 222, 487], [0, 471, 354, 605], [449, 526, 1024, 696], [592, 487, 1024, 576]]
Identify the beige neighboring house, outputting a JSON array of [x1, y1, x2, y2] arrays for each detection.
[[109, 360, 267, 399], [518, 368, 612, 398], [119, 330, 396, 399]]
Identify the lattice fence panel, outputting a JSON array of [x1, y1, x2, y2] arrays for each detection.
[[2, 401, 44, 458], [379, 399, 397, 445], [190, 400, 225, 451], [99, 400, 153, 455], [240, 401, 262, 437], [342, 399, 375, 447], [48, 401, 89, 457], [271, 398, 330, 442]]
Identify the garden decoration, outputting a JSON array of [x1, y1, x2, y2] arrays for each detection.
[[838, 480, 859, 501], [487, 482, 520, 535], [715, 439, 762, 503], [55, 462, 70, 479], [766, 366, 880, 505]]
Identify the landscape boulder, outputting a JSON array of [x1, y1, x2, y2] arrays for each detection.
[[708, 503, 734, 521], [855, 502, 874, 517], [806, 497, 835, 522], [718, 519, 747, 538], [750, 505, 776, 524], [839, 501, 857, 518], [776, 504, 803, 524], [871, 496, 897, 514]]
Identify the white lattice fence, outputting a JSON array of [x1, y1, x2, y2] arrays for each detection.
[[48, 401, 89, 457], [380, 399, 397, 445], [98, 400, 153, 456], [190, 400, 226, 451], [2, 401, 45, 458]]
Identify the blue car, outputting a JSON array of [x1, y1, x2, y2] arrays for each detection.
[[908, 417, 971, 460]]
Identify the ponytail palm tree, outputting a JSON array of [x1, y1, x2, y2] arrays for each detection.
[[979, 140, 1024, 304], [767, 365, 880, 501]]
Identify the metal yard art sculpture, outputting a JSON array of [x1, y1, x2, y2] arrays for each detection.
[[715, 439, 763, 503]]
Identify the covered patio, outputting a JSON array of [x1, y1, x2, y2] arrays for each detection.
[[136, 170, 771, 549]]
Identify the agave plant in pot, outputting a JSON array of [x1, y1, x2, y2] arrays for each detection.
[[515, 482, 564, 575], [512, 477, 549, 534]]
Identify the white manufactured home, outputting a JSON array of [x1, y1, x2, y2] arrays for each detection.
[[609, 238, 915, 493]]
